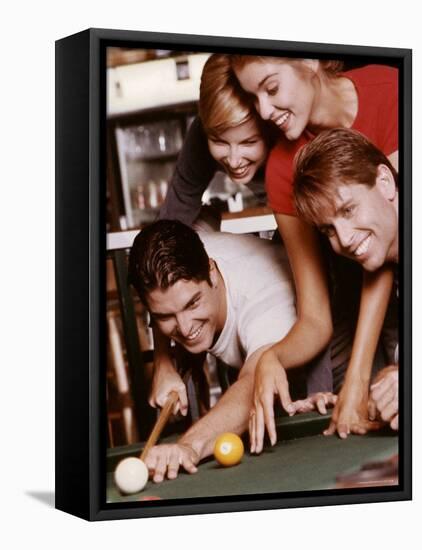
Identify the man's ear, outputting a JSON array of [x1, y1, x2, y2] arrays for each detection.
[[209, 259, 218, 287], [376, 164, 396, 201]]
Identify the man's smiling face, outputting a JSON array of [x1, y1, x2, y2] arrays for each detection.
[[146, 264, 224, 353], [316, 168, 398, 271]]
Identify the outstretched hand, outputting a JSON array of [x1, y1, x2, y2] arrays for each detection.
[[368, 365, 398, 430], [324, 382, 383, 438], [143, 443, 200, 483], [291, 392, 337, 415], [249, 349, 294, 454]]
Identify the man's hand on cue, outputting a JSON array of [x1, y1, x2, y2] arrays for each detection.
[[149, 360, 188, 416], [249, 349, 294, 454], [324, 382, 383, 438], [143, 443, 200, 483]]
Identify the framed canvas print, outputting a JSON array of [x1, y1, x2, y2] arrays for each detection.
[[55, 28, 412, 521]]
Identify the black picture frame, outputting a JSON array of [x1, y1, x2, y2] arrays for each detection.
[[55, 28, 412, 521]]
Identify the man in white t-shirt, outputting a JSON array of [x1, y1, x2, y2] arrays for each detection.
[[128, 220, 327, 482]]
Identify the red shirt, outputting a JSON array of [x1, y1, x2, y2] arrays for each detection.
[[265, 65, 399, 215]]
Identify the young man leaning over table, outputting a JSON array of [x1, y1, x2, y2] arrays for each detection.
[[128, 220, 335, 482], [294, 128, 399, 432]]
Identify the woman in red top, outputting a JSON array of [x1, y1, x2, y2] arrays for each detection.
[[231, 56, 398, 452]]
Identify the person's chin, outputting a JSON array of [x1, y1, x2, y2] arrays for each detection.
[[361, 254, 384, 272], [180, 331, 212, 354], [287, 116, 311, 141], [284, 126, 301, 141], [186, 341, 208, 354], [228, 167, 255, 185]]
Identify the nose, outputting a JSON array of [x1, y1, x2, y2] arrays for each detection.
[[176, 312, 192, 338], [256, 95, 273, 121], [227, 147, 242, 169], [335, 221, 354, 249]]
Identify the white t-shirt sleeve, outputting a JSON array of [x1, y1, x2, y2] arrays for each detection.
[[239, 279, 297, 360], [201, 232, 297, 367]]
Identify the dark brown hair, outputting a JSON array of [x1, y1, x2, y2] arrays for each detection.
[[293, 128, 398, 225], [128, 220, 212, 305]]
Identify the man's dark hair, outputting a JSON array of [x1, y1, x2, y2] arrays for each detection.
[[128, 219, 212, 305]]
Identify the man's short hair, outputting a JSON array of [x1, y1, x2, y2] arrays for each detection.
[[128, 220, 212, 305], [293, 128, 398, 226]]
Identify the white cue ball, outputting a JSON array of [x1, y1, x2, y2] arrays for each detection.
[[114, 457, 148, 494]]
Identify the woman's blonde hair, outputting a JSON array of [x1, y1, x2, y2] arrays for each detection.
[[199, 54, 259, 137], [230, 55, 344, 77]]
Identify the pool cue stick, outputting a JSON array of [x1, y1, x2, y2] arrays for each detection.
[[140, 391, 179, 460], [140, 370, 191, 461]]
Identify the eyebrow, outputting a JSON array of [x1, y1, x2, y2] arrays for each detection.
[[240, 134, 261, 142], [334, 199, 354, 216], [316, 201, 351, 225], [209, 133, 260, 145], [258, 72, 278, 89], [150, 291, 202, 319]]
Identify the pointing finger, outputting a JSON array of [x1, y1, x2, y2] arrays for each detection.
[[255, 403, 266, 454], [316, 396, 327, 415], [368, 397, 377, 421], [263, 398, 277, 447], [276, 378, 294, 416], [337, 423, 349, 439], [167, 450, 180, 480], [178, 385, 189, 416], [390, 414, 399, 430], [249, 410, 256, 453], [324, 420, 336, 436]]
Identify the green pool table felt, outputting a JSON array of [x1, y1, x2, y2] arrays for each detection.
[[106, 412, 398, 502]]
